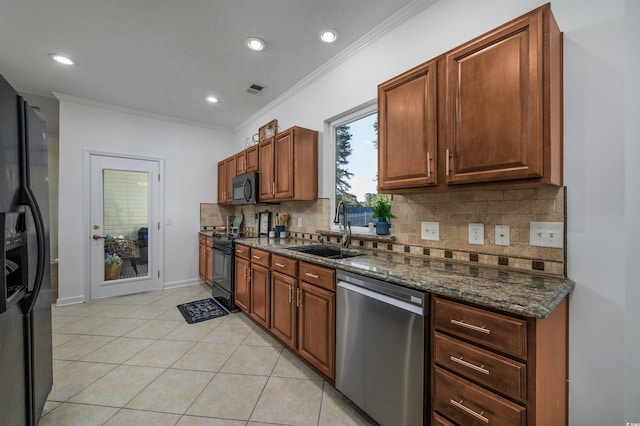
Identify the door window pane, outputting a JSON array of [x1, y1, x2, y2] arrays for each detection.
[[103, 170, 149, 280]]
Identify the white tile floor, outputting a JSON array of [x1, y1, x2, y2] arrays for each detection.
[[43, 284, 375, 425]]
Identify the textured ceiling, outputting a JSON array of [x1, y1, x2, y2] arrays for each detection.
[[0, 0, 421, 131]]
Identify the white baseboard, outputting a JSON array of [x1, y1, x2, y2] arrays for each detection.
[[56, 295, 85, 306], [163, 278, 203, 290]]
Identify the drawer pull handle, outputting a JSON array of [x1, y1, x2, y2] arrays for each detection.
[[450, 319, 491, 334], [236, 250, 244, 254], [450, 399, 489, 423], [296, 288, 302, 307], [275, 262, 286, 268], [450, 356, 490, 375], [305, 272, 319, 279], [288, 285, 293, 303], [252, 255, 261, 259]]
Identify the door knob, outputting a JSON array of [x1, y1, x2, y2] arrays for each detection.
[[92, 234, 105, 240]]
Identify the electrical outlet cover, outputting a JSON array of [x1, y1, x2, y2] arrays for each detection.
[[469, 223, 484, 245], [530, 222, 564, 248], [421, 222, 440, 241], [495, 225, 510, 246]]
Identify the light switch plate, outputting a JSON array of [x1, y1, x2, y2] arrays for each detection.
[[468, 223, 484, 245], [495, 225, 510, 246], [529, 222, 564, 248], [421, 222, 440, 241], [297, 216, 303, 227]]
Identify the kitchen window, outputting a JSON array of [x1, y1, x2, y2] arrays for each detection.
[[330, 102, 381, 233]]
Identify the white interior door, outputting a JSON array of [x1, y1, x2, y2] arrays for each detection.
[[89, 154, 161, 299]]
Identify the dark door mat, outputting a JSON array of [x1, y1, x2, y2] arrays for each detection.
[[177, 298, 229, 324]]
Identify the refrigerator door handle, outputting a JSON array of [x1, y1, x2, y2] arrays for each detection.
[[20, 186, 45, 315], [17, 96, 46, 315]]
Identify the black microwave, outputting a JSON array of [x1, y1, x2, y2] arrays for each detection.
[[232, 171, 258, 205]]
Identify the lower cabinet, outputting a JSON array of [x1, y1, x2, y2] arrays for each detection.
[[270, 269, 297, 349], [198, 235, 206, 281], [297, 280, 335, 379], [198, 234, 212, 286], [234, 256, 250, 312], [235, 249, 336, 381], [431, 296, 568, 426], [249, 263, 271, 329]]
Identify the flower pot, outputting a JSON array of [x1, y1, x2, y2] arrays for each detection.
[[104, 262, 123, 281], [375, 219, 390, 235]]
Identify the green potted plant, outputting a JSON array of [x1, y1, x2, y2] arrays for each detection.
[[372, 196, 394, 235]]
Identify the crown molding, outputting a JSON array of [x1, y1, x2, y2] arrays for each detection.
[[53, 92, 233, 133], [235, 0, 438, 132]]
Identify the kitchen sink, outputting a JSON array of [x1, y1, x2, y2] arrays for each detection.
[[286, 245, 364, 260]]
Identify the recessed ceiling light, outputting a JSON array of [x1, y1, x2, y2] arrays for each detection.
[[245, 37, 266, 51], [49, 54, 76, 66], [319, 29, 339, 43], [205, 96, 219, 103]]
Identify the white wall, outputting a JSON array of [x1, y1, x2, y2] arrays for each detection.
[[234, 0, 637, 423], [57, 99, 234, 303]]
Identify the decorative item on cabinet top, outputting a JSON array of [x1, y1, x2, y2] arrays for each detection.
[[259, 119, 278, 141]]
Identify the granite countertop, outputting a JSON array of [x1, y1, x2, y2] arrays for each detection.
[[235, 237, 574, 319]]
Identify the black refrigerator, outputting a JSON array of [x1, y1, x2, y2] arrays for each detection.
[[0, 74, 53, 425]]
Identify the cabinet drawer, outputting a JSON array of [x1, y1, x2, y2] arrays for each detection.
[[251, 248, 271, 267], [434, 333, 526, 402], [432, 413, 456, 426], [434, 367, 526, 426], [298, 261, 335, 291], [434, 297, 527, 359], [272, 254, 297, 277], [234, 244, 250, 260]]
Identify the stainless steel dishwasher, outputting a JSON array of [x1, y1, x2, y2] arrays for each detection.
[[336, 270, 427, 426]]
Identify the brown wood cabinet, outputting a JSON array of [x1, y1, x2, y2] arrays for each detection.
[[378, 59, 438, 191], [233, 245, 250, 312], [378, 4, 562, 193], [250, 263, 270, 329], [236, 145, 259, 175], [258, 126, 318, 202], [198, 235, 207, 281], [249, 248, 271, 329], [297, 278, 335, 379], [198, 234, 213, 287], [271, 257, 336, 379], [234, 248, 336, 381], [217, 155, 236, 204], [431, 296, 568, 426]]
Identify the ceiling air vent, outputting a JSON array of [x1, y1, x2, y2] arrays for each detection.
[[246, 84, 264, 95]]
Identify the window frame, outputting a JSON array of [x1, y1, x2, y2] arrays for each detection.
[[329, 101, 378, 234]]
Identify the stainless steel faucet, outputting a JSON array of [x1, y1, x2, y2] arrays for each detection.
[[333, 200, 351, 249]]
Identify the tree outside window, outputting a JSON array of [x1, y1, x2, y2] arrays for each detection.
[[334, 112, 390, 228]]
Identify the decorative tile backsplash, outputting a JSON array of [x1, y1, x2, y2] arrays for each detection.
[[201, 187, 567, 276]]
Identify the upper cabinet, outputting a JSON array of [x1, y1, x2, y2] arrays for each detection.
[[236, 145, 259, 175], [378, 4, 562, 193], [378, 60, 438, 191], [220, 125, 318, 204], [259, 126, 318, 202], [217, 155, 236, 204]]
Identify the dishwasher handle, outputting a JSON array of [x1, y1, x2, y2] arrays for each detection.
[[337, 280, 424, 316]]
